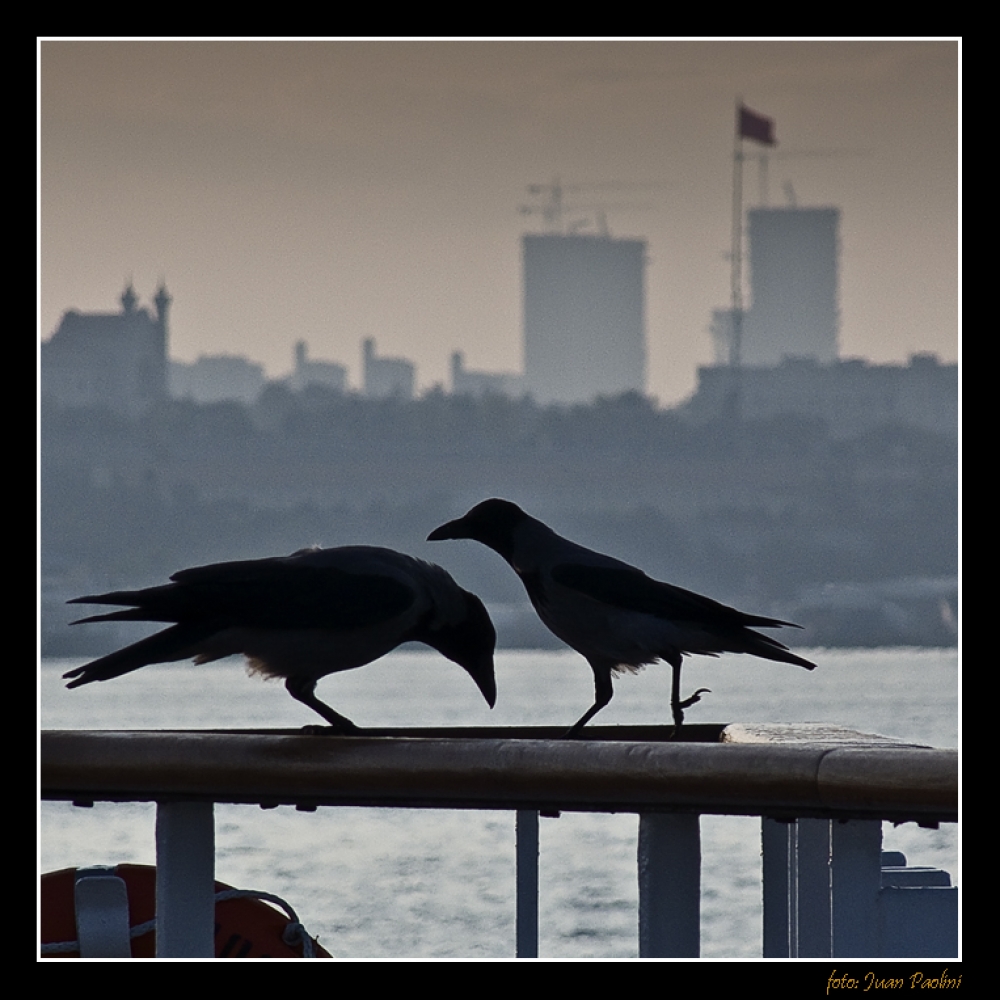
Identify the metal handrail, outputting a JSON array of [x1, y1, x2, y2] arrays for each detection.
[[41, 725, 957, 824]]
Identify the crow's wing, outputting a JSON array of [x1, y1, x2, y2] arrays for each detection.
[[72, 556, 416, 631], [551, 563, 814, 668], [551, 563, 798, 630]]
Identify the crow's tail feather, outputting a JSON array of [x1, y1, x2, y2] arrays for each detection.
[[63, 623, 214, 687], [742, 630, 816, 670], [71, 607, 175, 625]]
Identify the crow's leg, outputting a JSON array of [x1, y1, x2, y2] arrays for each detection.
[[564, 659, 614, 738], [285, 675, 360, 734], [668, 655, 710, 739]]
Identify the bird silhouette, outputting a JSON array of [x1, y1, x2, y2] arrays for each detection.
[[64, 545, 496, 732], [428, 498, 814, 737]]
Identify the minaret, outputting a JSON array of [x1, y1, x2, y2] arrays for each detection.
[[120, 280, 138, 314], [153, 281, 172, 328], [150, 281, 171, 401]]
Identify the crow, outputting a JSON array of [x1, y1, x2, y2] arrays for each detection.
[[428, 498, 814, 737], [64, 545, 496, 732]]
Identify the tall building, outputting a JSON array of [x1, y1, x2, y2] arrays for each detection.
[[522, 233, 646, 404], [41, 281, 170, 417], [742, 207, 839, 365]]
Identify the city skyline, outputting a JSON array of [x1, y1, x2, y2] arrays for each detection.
[[39, 39, 958, 405]]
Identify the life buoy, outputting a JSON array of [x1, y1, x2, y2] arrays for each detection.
[[40, 864, 331, 958]]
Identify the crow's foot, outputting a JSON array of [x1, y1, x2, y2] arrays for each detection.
[[678, 687, 711, 711], [300, 722, 362, 736]]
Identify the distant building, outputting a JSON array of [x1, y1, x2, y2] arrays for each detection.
[[363, 337, 415, 400], [522, 233, 646, 404], [170, 354, 266, 405], [709, 308, 736, 366], [450, 351, 524, 398], [734, 207, 840, 365], [680, 353, 957, 438], [42, 281, 170, 417], [288, 340, 347, 394]]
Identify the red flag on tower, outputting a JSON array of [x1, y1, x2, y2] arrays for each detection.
[[738, 104, 776, 146]]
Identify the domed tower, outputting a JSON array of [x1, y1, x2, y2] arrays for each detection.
[[147, 281, 171, 401], [120, 280, 138, 315], [153, 281, 172, 329]]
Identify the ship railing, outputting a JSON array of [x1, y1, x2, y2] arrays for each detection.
[[40, 723, 958, 958]]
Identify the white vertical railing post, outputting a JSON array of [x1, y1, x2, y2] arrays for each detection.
[[761, 817, 793, 957], [155, 801, 216, 957], [795, 818, 832, 957], [763, 818, 837, 957], [515, 809, 539, 958], [637, 812, 701, 957], [831, 819, 882, 957]]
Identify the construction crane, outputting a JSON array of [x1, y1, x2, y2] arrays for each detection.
[[519, 177, 666, 235]]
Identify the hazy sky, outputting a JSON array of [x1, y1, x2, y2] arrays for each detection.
[[39, 39, 959, 405]]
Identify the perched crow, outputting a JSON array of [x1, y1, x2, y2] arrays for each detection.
[[64, 546, 496, 732], [429, 498, 814, 737]]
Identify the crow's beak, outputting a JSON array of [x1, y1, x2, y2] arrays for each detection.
[[427, 517, 467, 542], [467, 654, 497, 708]]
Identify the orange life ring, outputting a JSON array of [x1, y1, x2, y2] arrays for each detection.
[[40, 864, 331, 958]]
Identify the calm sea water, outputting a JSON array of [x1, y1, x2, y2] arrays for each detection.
[[40, 648, 958, 958]]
